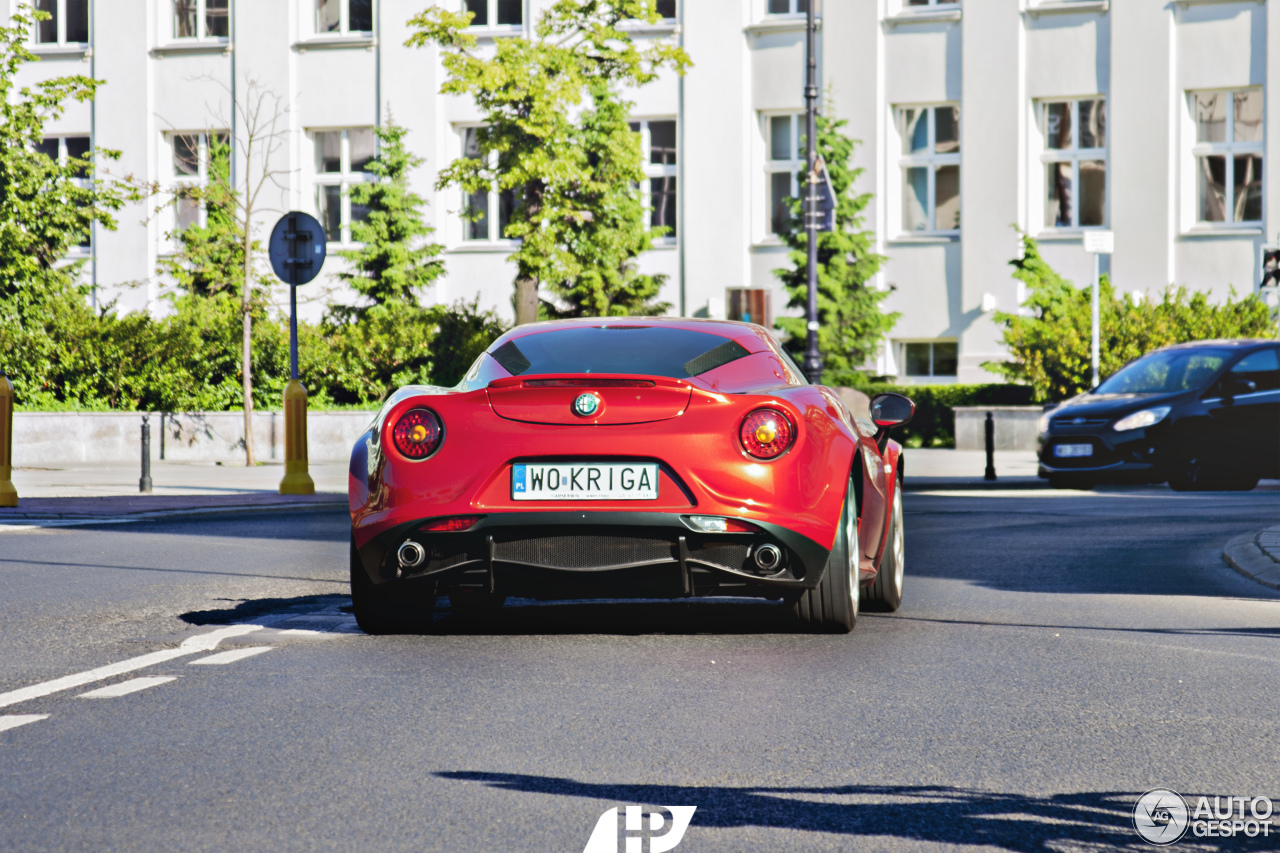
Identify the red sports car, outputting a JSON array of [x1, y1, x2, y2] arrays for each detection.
[[348, 318, 914, 634]]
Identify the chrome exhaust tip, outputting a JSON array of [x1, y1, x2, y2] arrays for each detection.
[[753, 543, 782, 572], [397, 540, 426, 569]]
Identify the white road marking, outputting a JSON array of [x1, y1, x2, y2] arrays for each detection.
[[0, 714, 49, 733], [0, 624, 263, 710], [190, 646, 272, 665], [79, 677, 176, 699]]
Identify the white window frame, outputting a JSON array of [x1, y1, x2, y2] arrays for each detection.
[[38, 135, 93, 255], [764, 0, 809, 15], [314, 0, 374, 36], [311, 128, 377, 247], [462, 0, 524, 32], [172, 0, 229, 41], [1188, 88, 1264, 228], [162, 131, 227, 252], [898, 340, 959, 380], [1038, 97, 1108, 232], [30, 0, 90, 47], [632, 119, 678, 243], [895, 103, 961, 236], [453, 125, 519, 247], [762, 111, 803, 240]]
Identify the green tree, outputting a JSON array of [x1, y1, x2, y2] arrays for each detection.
[[986, 233, 1277, 401], [408, 0, 688, 324], [773, 112, 898, 387], [156, 135, 245, 297], [334, 117, 445, 318]]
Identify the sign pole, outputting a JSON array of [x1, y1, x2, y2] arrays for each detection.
[[0, 372, 17, 508], [270, 210, 323, 496], [801, 0, 822, 385]]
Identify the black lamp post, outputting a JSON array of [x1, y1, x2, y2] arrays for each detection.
[[802, 0, 823, 385]]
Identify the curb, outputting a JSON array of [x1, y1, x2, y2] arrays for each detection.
[[0, 498, 348, 527], [1222, 527, 1280, 590]]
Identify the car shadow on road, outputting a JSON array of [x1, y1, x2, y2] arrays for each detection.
[[435, 771, 1272, 851]]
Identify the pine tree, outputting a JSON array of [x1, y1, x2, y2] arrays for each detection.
[[774, 112, 899, 388], [334, 118, 445, 319]]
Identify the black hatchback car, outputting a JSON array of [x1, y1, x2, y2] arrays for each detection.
[[1039, 339, 1280, 491]]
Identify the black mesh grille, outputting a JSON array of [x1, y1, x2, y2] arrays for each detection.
[[494, 534, 676, 569], [687, 542, 752, 572]]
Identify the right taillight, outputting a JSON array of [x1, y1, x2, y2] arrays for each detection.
[[392, 408, 443, 459], [740, 408, 795, 459]]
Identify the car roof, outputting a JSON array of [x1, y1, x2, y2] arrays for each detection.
[[488, 316, 778, 355], [1154, 338, 1278, 353]]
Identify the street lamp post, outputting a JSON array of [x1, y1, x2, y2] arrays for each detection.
[[802, 0, 822, 385]]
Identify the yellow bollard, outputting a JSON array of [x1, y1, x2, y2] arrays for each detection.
[[278, 379, 316, 495], [0, 372, 17, 507]]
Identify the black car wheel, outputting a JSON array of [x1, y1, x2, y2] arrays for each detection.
[[350, 534, 436, 634], [792, 477, 859, 634], [862, 478, 904, 613]]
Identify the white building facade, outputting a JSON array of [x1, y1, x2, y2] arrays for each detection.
[[10, 0, 1278, 384]]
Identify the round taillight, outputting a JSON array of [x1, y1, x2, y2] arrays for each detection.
[[740, 408, 795, 460], [392, 408, 443, 459]]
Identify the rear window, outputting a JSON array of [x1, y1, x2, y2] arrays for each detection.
[[490, 326, 751, 379]]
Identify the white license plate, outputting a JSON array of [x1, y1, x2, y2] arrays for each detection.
[[1053, 443, 1093, 458], [511, 463, 659, 501]]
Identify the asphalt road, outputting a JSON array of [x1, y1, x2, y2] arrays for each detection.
[[2, 487, 1279, 852]]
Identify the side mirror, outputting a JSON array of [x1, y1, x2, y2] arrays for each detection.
[[870, 393, 915, 429], [1222, 377, 1257, 398]]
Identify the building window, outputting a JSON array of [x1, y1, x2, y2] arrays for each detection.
[[464, 0, 522, 27], [166, 131, 228, 240], [726, 288, 771, 327], [905, 0, 957, 6], [313, 128, 376, 244], [630, 119, 677, 239], [656, 0, 676, 19], [33, 0, 89, 45], [317, 0, 373, 34], [1042, 98, 1106, 229], [37, 135, 92, 249], [458, 127, 519, 243], [764, 113, 803, 237], [766, 0, 809, 13], [1192, 90, 1263, 224], [902, 341, 958, 378], [174, 0, 228, 39], [898, 105, 960, 233]]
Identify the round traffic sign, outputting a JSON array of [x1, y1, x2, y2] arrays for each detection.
[[268, 211, 327, 286]]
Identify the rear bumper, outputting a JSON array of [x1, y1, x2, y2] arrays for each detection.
[[354, 511, 831, 599]]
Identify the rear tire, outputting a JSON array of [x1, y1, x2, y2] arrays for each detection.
[[792, 478, 859, 633], [350, 534, 436, 635], [863, 478, 904, 613]]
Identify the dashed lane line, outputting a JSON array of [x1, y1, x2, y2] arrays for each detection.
[[0, 715, 49, 733], [78, 677, 177, 699], [190, 646, 273, 665], [0, 624, 262, 710]]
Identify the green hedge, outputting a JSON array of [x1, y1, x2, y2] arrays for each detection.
[[862, 383, 1036, 448]]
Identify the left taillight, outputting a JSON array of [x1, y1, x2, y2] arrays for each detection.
[[392, 408, 443, 460]]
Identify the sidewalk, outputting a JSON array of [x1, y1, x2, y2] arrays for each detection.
[[1, 461, 348, 524], [1224, 527, 1280, 590], [901, 449, 1045, 491]]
